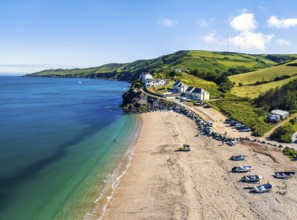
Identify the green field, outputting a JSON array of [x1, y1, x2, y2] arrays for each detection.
[[229, 59, 297, 98], [231, 75, 297, 98], [229, 59, 297, 85]]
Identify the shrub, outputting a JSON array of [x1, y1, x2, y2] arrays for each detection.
[[270, 124, 294, 143], [283, 147, 297, 159]]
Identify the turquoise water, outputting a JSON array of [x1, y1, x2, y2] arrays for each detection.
[[0, 76, 140, 220]]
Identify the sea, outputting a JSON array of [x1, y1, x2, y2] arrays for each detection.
[[0, 76, 141, 220]]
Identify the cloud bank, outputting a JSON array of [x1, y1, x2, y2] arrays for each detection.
[[267, 16, 297, 28]]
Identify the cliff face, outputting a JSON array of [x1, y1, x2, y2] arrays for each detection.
[[121, 89, 176, 113]]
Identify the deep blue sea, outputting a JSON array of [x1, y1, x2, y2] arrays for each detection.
[[0, 76, 141, 220]]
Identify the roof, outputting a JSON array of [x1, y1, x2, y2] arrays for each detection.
[[191, 88, 209, 94], [186, 86, 194, 92], [271, 109, 289, 116], [173, 80, 181, 86], [192, 88, 203, 93]]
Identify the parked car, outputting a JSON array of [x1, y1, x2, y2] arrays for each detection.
[[194, 101, 203, 106], [207, 122, 213, 127], [234, 123, 243, 129], [224, 118, 232, 124], [230, 121, 238, 126]]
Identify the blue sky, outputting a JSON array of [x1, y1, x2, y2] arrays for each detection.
[[1, 0, 297, 74]]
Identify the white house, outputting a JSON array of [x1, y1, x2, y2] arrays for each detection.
[[145, 79, 168, 87], [185, 86, 195, 97], [173, 80, 188, 93], [270, 109, 289, 120], [190, 88, 210, 100], [139, 73, 153, 84]]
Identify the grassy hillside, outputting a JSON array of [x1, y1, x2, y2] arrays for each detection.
[[231, 75, 297, 98], [229, 59, 297, 86], [28, 50, 278, 81], [230, 59, 297, 98]]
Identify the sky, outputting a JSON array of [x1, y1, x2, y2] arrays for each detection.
[[1, 0, 297, 74]]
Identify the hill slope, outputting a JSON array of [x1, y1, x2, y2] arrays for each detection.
[[230, 59, 297, 98], [27, 50, 278, 81]]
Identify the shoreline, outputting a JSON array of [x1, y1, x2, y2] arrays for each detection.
[[83, 115, 143, 220], [101, 111, 297, 220]]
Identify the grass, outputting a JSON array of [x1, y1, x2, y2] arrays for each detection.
[[231, 75, 297, 98], [29, 50, 278, 79], [211, 99, 272, 136], [229, 59, 297, 86]]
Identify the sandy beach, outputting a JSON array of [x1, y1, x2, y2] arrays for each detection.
[[102, 111, 297, 220]]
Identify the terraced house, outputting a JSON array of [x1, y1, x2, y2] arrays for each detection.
[[186, 87, 210, 100]]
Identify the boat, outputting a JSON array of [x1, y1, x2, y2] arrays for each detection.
[[177, 144, 191, 152], [241, 175, 262, 182], [230, 155, 247, 161], [232, 166, 252, 173], [251, 182, 274, 193], [274, 172, 295, 179]]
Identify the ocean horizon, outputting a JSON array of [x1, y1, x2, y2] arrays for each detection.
[[0, 76, 141, 220]]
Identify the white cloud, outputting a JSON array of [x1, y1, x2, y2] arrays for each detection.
[[197, 19, 208, 27], [229, 32, 274, 51], [201, 33, 220, 44], [267, 16, 297, 28], [276, 39, 290, 46], [158, 18, 178, 27], [229, 13, 257, 32]]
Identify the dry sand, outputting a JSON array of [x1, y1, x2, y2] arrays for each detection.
[[102, 112, 297, 220]]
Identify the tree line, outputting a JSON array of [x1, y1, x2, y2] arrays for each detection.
[[254, 79, 297, 112]]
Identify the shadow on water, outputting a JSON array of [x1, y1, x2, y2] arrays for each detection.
[[0, 125, 100, 212]]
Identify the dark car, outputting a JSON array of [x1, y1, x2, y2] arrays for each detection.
[[224, 118, 232, 124], [230, 121, 238, 126]]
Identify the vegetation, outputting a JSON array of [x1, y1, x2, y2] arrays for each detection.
[[211, 99, 271, 136], [254, 79, 297, 112], [283, 147, 297, 159], [270, 125, 293, 143], [229, 59, 297, 86], [28, 50, 279, 82], [264, 54, 296, 64], [270, 119, 297, 143], [231, 75, 297, 98]]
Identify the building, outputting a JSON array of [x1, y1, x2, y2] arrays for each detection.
[[190, 88, 210, 101], [145, 79, 167, 87], [139, 73, 153, 84], [172, 80, 188, 93], [185, 86, 195, 97], [270, 109, 289, 120]]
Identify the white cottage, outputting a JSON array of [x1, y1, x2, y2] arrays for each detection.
[[139, 73, 153, 84], [173, 81, 188, 93], [190, 88, 210, 100]]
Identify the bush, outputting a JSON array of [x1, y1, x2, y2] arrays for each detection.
[[270, 124, 294, 143], [283, 147, 297, 159]]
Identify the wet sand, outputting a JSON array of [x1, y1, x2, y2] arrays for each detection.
[[102, 111, 297, 220]]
